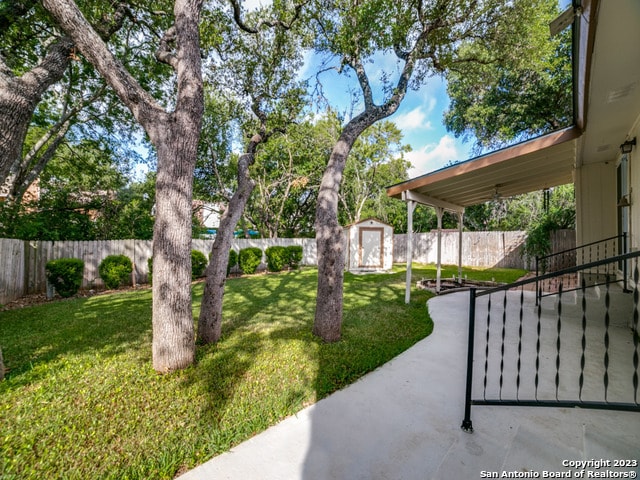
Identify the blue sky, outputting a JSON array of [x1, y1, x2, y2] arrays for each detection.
[[132, 1, 571, 183], [245, 0, 572, 180], [298, 49, 473, 179], [241, 0, 476, 179]]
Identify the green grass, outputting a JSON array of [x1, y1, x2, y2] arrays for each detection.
[[405, 263, 527, 284], [0, 264, 525, 479]]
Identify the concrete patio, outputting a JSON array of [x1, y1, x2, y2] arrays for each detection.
[[178, 290, 640, 480]]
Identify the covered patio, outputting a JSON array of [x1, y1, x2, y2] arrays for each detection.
[[387, 127, 580, 300], [386, 0, 640, 302]]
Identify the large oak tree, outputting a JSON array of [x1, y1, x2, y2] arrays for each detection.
[[197, 0, 306, 344], [311, 0, 548, 341], [43, 0, 203, 372]]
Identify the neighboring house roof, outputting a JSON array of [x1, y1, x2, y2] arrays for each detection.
[[192, 201, 223, 229], [0, 180, 40, 203], [387, 0, 640, 211]]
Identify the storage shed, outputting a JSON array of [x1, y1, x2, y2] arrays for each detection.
[[344, 218, 393, 272]]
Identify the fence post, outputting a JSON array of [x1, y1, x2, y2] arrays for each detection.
[[23, 240, 29, 296], [461, 287, 476, 433]]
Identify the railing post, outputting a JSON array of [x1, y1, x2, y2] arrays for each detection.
[[535, 256, 540, 306], [461, 287, 476, 433], [623, 233, 629, 292]]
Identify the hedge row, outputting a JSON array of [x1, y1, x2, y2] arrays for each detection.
[[43, 245, 304, 297], [45, 258, 84, 298], [44, 253, 135, 297]]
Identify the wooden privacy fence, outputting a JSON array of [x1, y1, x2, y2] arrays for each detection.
[[0, 238, 317, 304], [392, 230, 575, 270], [0, 239, 154, 301], [393, 231, 530, 269], [0, 231, 574, 304]]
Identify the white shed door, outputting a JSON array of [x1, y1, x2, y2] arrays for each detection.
[[359, 227, 383, 268]]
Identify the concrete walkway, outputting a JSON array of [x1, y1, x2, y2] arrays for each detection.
[[178, 291, 640, 480]]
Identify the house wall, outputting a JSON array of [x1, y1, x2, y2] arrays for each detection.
[[627, 116, 640, 251], [575, 161, 617, 248], [576, 111, 640, 254]]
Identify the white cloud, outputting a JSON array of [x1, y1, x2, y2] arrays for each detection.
[[297, 49, 316, 80], [242, 0, 270, 11], [406, 135, 464, 177], [393, 105, 434, 131]]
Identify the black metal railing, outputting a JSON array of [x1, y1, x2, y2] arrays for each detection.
[[461, 250, 640, 433], [535, 234, 627, 303]]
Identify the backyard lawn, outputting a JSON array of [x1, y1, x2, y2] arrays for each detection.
[[0, 264, 525, 479]]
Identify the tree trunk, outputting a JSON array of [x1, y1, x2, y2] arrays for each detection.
[[0, 38, 72, 197], [314, 110, 405, 341], [151, 127, 198, 371], [313, 136, 355, 342], [197, 137, 259, 344], [43, 0, 204, 372]]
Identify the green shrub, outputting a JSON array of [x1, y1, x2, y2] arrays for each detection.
[[45, 258, 84, 298], [522, 207, 576, 268], [286, 245, 303, 269], [98, 255, 133, 290], [238, 247, 262, 275], [148, 252, 207, 282], [265, 246, 288, 272], [191, 250, 208, 279], [228, 249, 238, 276]]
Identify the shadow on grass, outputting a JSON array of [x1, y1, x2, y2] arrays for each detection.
[[180, 269, 320, 461], [179, 267, 434, 475], [0, 266, 434, 479], [0, 289, 153, 386]]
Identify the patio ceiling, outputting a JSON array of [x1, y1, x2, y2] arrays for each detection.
[[387, 127, 580, 211]]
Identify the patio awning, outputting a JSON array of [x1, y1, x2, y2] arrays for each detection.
[[387, 126, 581, 211], [387, 126, 582, 303]]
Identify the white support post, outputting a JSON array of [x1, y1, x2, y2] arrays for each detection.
[[436, 206, 444, 293], [405, 197, 416, 304], [458, 211, 464, 283]]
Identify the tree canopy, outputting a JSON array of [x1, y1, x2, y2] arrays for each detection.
[[443, 0, 573, 152], [307, 0, 553, 341], [0, 1, 160, 201]]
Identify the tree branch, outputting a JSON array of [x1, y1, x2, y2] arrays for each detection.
[[155, 26, 178, 68], [42, 0, 165, 135], [229, 0, 307, 33]]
